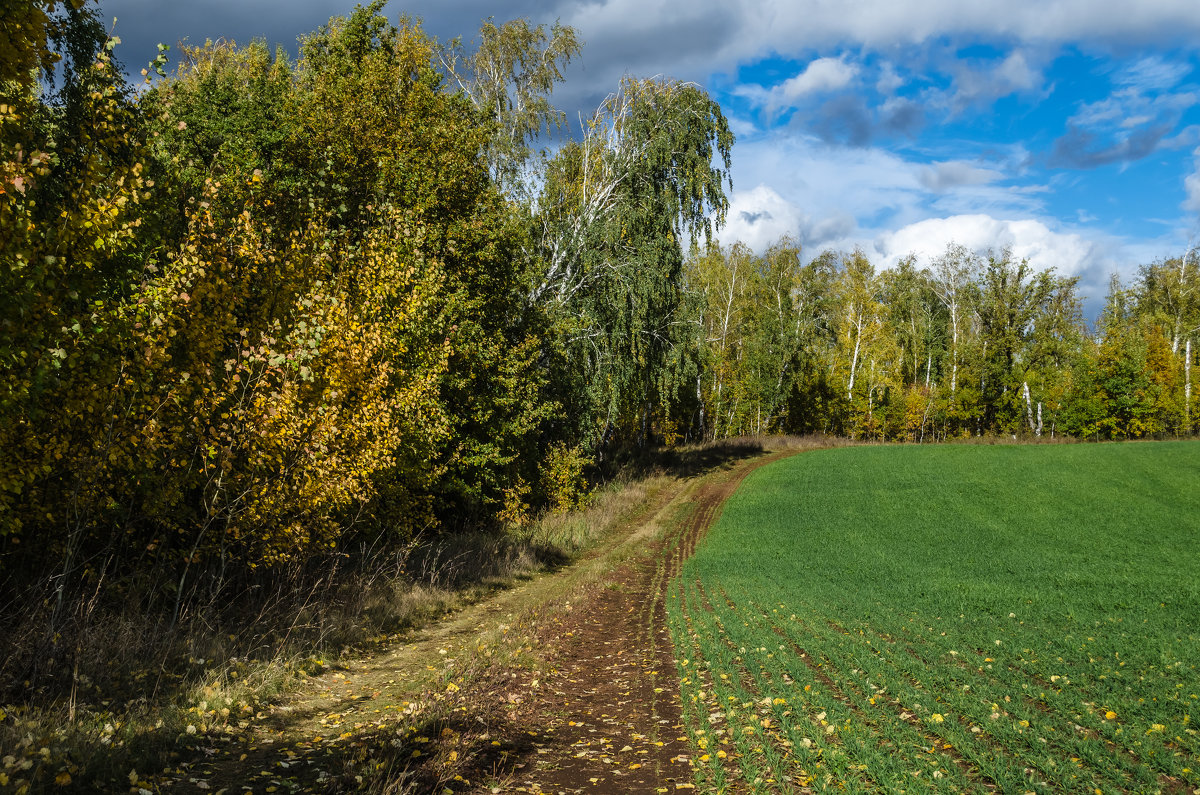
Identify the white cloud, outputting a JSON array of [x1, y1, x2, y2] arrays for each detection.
[[874, 215, 1098, 275], [1053, 81, 1198, 168], [715, 131, 1177, 318], [876, 62, 904, 95], [780, 57, 858, 100], [870, 213, 1185, 315], [923, 50, 1050, 113], [736, 56, 859, 112], [720, 184, 860, 252], [733, 0, 1200, 52], [1070, 87, 1197, 129], [1115, 55, 1192, 92], [488, 0, 1200, 127], [727, 131, 1046, 243], [105, 0, 1200, 115], [995, 51, 1041, 90], [720, 185, 809, 251], [1184, 147, 1200, 214], [732, 133, 919, 217]]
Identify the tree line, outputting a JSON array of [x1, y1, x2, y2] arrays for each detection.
[[676, 240, 1197, 443], [1, 0, 1196, 669]]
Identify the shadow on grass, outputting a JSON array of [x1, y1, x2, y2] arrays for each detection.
[[131, 682, 551, 794], [607, 432, 839, 483], [604, 439, 765, 483]]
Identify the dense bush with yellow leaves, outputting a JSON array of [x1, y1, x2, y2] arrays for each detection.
[[0, 1, 556, 676], [539, 442, 590, 515]]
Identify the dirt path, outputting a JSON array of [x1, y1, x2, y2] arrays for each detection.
[[484, 450, 786, 795], [162, 447, 791, 794]]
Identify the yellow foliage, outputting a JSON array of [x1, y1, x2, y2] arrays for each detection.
[[539, 442, 590, 515]]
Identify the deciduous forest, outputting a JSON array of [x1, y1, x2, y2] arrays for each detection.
[[1, 0, 1198, 767]]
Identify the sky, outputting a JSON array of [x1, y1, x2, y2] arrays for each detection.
[[100, 0, 1200, 318]]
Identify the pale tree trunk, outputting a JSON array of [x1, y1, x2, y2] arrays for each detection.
[[1186, 338, 1192, 431], [950, 300, 960, 396], [976, 340, 987, 436], [949, 303, 959, 394], [1171, 250, 1191, 354], [764, 363, 788, 431], [867, 359, 877, 438], [1022, 381, 1040, 436], [847, 306, 863, 400], [710, 256, 742, 440]]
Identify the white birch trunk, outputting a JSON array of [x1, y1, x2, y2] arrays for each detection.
[[847, 309, 862, 400], [1022, 381, 1037, 435], [950, 303, 959, 394], [1186, 337, 1192, 429]]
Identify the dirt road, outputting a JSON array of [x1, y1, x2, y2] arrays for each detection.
[[167, 445, 792, 794]]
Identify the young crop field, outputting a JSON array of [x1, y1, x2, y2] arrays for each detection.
[[667, 442, 1200, 794]]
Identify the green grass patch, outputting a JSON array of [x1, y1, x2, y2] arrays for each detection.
[[668, 441, 1200, 794]]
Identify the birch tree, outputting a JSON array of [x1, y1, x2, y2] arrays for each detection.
[[837, 250, 881, 402], [532, 76, 733, 451], [976, 250, 1064, 434], [438, 17, 580, 200], [1136, 249, 1200, 430], [747, 237, 804, 432], [930, 243, 978, 397]]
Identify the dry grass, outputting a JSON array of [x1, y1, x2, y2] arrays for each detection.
[[0, 459, 684, 792]]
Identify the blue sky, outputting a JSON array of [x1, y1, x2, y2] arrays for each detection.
[[712, 41, 1200, 310], [102, 0, 1200, 316]]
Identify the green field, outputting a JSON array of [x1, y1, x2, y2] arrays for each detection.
[[667, 442, 1200, 794]]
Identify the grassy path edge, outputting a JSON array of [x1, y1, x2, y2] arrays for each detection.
[[158, 441, 815, 793]]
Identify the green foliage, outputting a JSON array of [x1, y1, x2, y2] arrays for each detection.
[[0, 0, 77, 87], [1, 3, 148, 542], [532, 76, 733, 453], [140, 37, 295, 235], [682, 238, 809, 440], [677, 239, 1166, 443]]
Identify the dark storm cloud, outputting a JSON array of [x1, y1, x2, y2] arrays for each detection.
[[1049, 123, 1174, 169], [539, 4, 742, 128], [99, 0, 740, 137], [739, 210, 773, 224], [101, 1, 346, 64], [99, 0, 573, 67], [812, 94, 873, 146], [801, 213, 855, 248], [882, 98, 923, 136], [917, 161, 999, 192], [808, 94, 924, 147]]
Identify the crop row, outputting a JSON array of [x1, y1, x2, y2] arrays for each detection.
[[668, 574, 1197, 793]]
